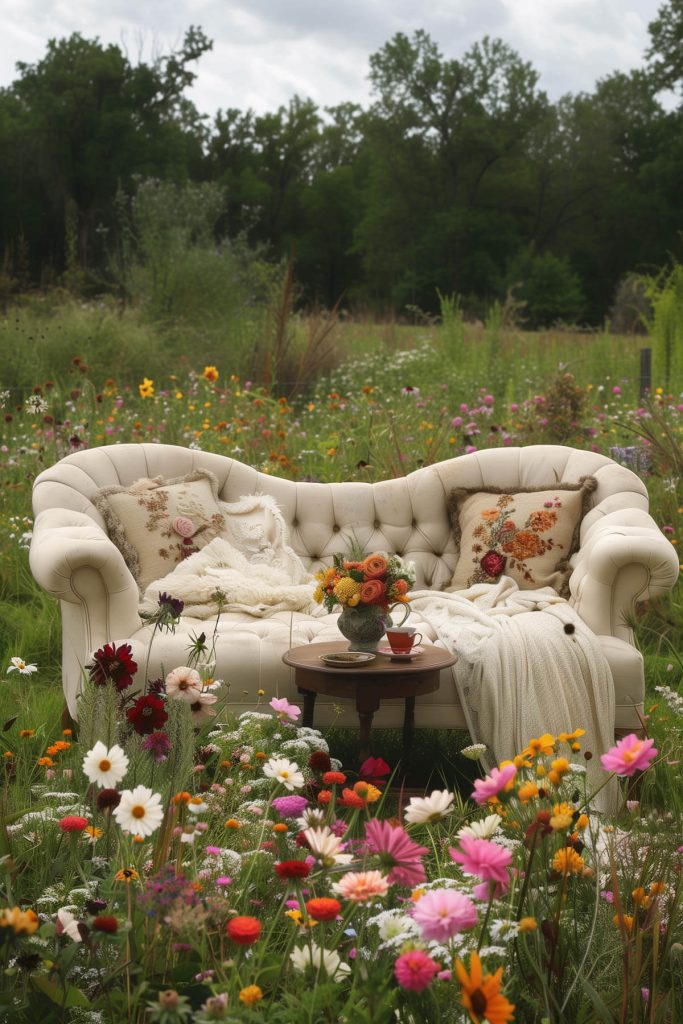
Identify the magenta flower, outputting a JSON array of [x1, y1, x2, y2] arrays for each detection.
[[471, 763, 517, 805], [600, 734, 657, 777], [272, 795, 309, 818], [270, 697, 301, 721], [359, 755, 391, 786], [365, 819, 428, 887], [141, 731, 172, 763], [412, 889, 478, 942], [449, 836, 513, 887], [394, 949, 440, 992]]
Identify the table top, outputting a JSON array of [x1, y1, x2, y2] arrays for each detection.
[[283, 640, 456, 677]]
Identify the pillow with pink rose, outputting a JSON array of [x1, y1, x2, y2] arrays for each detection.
[[446, 477, 597, 595], [93, 470, 228, 593]]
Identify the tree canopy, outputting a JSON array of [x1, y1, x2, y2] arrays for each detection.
[[1, 14, 682, 325]]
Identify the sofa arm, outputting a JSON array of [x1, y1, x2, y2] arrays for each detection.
[[568, 510, 679, 642], [30, 508, 141, 647]]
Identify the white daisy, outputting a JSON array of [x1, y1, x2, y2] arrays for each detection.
[[458, 813, 503, 840], [7, 657, 38, 675], [290, 943, 351, 980], [262, 757, 304, 791], [113, 785, 164, 838], [186, 796, 209, 815], [82, 741, 129, 789], [404, 789, 455, 825], [303, 826, 354, 868]]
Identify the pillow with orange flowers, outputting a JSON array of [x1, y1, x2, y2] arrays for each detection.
[[446, 477, 597, 595]]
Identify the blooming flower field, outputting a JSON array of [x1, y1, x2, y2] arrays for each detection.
[[0, 319, 681, 1021]]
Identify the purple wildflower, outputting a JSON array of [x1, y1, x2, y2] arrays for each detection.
[[272, 795, 309, 818], [142, 731, 172, 763]]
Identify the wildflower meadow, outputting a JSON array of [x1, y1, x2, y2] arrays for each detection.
[[0, 296, 682, 1023]]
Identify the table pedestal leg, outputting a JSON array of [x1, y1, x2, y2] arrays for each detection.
[[298, 689, 317, 728], [402, 696, 416, 761], [358, 712, 374, 764]]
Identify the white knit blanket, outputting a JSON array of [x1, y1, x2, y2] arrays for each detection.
[[409, 578, 617, 812], [140, 535, 325, 619]]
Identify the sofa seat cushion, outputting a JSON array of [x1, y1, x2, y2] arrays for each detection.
[[447, 477, 597, 595]]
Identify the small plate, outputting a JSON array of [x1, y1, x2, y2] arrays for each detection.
[[320, 652, 376, 667], [378, 645, 425, 660]]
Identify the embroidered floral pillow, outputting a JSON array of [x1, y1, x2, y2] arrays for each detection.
[[447, 477, 597, 595], [93, 470, 228, 592]]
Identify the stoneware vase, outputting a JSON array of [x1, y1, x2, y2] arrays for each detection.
[[337, 605, 388, 652]]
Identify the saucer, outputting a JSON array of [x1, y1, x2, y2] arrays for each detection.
[[379, 645, 424, 660], [320, 652, 376, 667]]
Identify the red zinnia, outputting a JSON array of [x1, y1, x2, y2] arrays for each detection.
[[226, 916, 261, 945], [126, 694, 168, 735], [59, 815, 88, 832], [274, 860, 311, 879], [322, 771, 347, 786], [89, 642, 138, 691], [337, 788, 365, 809], [306, 898, 342, 921], [92, 915, 118, 933]]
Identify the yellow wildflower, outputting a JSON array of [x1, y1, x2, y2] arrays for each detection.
[[552, 847, 584, 875], [138, 377, 154, 398]]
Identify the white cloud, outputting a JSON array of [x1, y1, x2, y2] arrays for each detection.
[[0, 0, 665, 116]]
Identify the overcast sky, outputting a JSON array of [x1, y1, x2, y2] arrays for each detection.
[[0, 0, 667, 118]]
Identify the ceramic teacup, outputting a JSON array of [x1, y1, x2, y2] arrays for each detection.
[[385, 625, 423, 653]]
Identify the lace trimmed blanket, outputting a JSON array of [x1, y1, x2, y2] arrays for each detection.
[[409, 577, 618, 812]]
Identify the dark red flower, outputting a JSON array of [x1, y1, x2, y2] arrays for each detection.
[[226, 916, 261, 945], [274, 860, 311, 879], [309, 750, 332, 773], [92, 915, 118, 933], [480, 550, 507, 579], [359, 755, 391, 787], [88, 642, 138, 691], [126, 694, 168, 735], [525, 810, 553, 847], [97, 788, 122, 811]]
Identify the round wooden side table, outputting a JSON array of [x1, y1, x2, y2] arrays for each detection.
[[282, 641, 456, 764]]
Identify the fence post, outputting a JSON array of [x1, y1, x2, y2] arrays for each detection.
[[639, 347, 651, 397]]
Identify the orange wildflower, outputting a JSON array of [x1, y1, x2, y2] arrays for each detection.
[[455, 951, 515, 1024]]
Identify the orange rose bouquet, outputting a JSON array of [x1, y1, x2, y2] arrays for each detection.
[[313, 552, 416, 614]]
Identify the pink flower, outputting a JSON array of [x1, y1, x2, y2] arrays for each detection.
[[365, 819, 428, 887], [449, 836, 513, 886], [165, 666, 202, 702], [269, 697, 301, 721], [332, 870, 390, 902], [600, 734, 657, 777], [394, 949, 440, 992], [471, 763, 517, 804], [412, 889, 478, 941]]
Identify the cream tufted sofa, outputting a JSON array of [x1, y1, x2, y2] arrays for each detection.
[[30, 443, 679, 732]]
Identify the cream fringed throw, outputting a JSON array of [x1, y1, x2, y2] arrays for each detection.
[[409, 578, 618, 813]]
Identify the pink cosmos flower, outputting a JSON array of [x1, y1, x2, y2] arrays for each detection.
[[332, 870, 390, 902], [165, 666, 202, 702], [471, 763, 517, 805], [365, 819, 428, 887], [394, 949, 440, 992], [600, 734, 657, 777], [412, 889, 478, 942], [449, 836, 513, 886], [270, 697, 301, 721]]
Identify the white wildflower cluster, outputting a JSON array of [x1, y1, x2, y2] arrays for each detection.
[[655, 684, 683, 716], [24, 394, 49, 414], [0, 390, 9, 409]]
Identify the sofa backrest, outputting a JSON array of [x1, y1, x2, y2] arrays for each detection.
[[31, 443, 649, 591]]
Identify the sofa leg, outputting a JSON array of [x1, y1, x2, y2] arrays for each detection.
[[61, 703, 77, 737]]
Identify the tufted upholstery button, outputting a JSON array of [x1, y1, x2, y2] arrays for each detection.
[[292, 518, 299, 528], [311, 554, 319, 560], [411, 518, 417, 527], [373, 519, 380, 529], [332, 524, 340, 533], [434, 552, 443, 558]]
